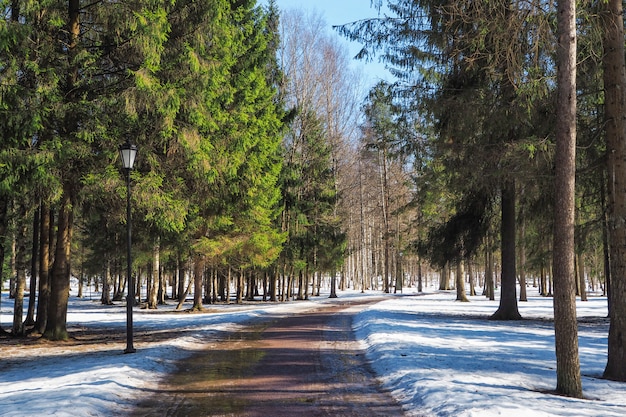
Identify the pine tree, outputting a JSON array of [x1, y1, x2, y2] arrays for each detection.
[[552, 0, 583, 397], [601, 0, 626, 382]]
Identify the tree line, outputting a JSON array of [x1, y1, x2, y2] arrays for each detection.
[[0, 0, 351, 341]]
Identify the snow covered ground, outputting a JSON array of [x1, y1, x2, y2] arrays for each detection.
[[1, 286, 624, 417]]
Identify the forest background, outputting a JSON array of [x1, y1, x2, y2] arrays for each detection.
[[1, 0, 626, 398]]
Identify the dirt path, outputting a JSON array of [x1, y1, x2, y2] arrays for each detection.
[[132, 299, 406, 416]]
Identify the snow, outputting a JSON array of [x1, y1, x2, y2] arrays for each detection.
[[1, 287, 625, 416]]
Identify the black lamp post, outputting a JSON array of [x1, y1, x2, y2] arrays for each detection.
[[119, 140, 137, 354]]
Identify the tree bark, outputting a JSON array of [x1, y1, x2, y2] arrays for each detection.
[[490, 181, 521, 320], [24, 206, 40, 326], [602, 0, 626, 382], [35, 203, 51, 334], [148, 238, 159, 309], [101, 259, 112, 305], [467, 260, 476, 296], [44, 186, 74, 341], [552, 0, 583, 397], [177, 257, 186, 304], [576, 253, 587, 301], [519, 210, 528, 302], [0, 199, 8, 333], [191, 257, 204, 311], [12, 204, 28, 336], [455, 261, 468, 302]]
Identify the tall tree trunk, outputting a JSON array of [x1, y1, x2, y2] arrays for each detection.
[[467, 260, 476, 297], [577, 253, 587, 301], [329, 270, 338, 298], [44, 186, 74, 341], [35, 203, 51, 334], [176, 278, 193, 310], [24, 206, 40, 326], [177, 257, 186, 304], [519, 209, 528, 302], [455, 260, 468, 302], [148, 238, 159, 309], [236, 270, 244, 304], [101, 259, 112, 305], [417, 260, 423, 293], [485, 237, 495, 300], [270, 267, 278, 302], [490, 181, 521, 320], [379, 148, 391, 293], [12, 205, 28, 336], [552, 0, 583, 397], [158, 262, 165, 304], [9, 223, 16, 298], [602, 0, 626, 382], [191, 257, 204, 311], [601, 175, 611, 304], [0, 198, 8, 332]]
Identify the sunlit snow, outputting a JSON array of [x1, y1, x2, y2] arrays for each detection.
[[1, 286, 624, 416]]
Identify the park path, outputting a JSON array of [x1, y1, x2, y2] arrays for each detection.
[[132, 298, 407, 416]]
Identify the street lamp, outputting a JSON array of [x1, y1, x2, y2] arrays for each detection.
[[119, 140, 137, 354]]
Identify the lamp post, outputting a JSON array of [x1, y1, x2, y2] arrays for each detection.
[[119, 140, 137, 354]]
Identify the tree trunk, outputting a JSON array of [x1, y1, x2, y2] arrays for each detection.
[[148, 238, 159, 309], [24, 206, 40, 326], [519, 210, 528, 302], [191, 257, 204, 311], [439, 264, 450, 290], [379, 148, 391, 293], [0, 198, 8, 333], [176, 278, 193, 310], [44, 186, 74, 341], [490, 181, 521, 320], [158, 263, 166, 305], [455, 261, 468, 302], [270, 267, 278, 302], [601, 175, 611, 305], [485, 240, 495, 300], [417, 260, 423, 293], [35, 203, 51, 334], [101, 259, 112, 305], [576, 253, 587, 301], [329, 270, 338, 298], [552, 0, 583, 397], [177, 258, 186, 304], [12, 205, 28, 336], [540, 265, 548, 296], [235, 270, 243, 304], [226, 266, 231, 303], [602, 0, 626, 382], [467, 260, 476, 297], [9, 224, 16, 299]]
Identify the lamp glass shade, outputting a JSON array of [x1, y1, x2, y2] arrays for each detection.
[[119, 142, 138, 170]]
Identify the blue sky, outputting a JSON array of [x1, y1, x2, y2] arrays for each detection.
[[271, 0, 381, 26], [267, 0, 391, 86]]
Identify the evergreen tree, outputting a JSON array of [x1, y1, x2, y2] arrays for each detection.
[[338, 0, 557, 318], [601, 0, 626, 382], [125, 0, 284, 310]]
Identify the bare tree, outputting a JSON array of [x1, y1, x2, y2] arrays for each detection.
[[278, 9, 363, 294]]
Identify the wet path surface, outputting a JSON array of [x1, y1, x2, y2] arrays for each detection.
[[132, 299, 406, 416]]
